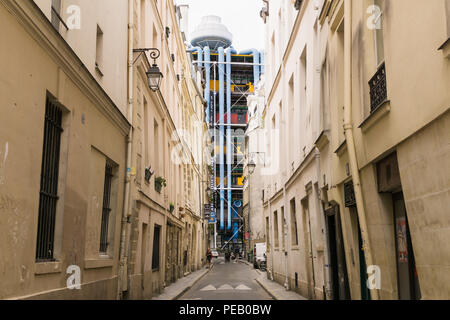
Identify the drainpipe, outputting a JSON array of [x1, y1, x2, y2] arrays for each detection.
[[218, 47, 226, 231], [118, 0, 134, 300], [315, 150, 332, 300], [343, 0, 379, 300], [226, 47, 237, 231]]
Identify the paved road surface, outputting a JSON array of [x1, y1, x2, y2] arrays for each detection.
[[179, 257, 273, 300]]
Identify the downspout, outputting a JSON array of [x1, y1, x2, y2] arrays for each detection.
[[204, 46, 211, 124], [239, 49, 260, 85], [118, 0, 134, 300], [218, 47, 226, 231], [226, 47, 237, 231], [343, 0, 379, 300], [316, 150, 332, 299]]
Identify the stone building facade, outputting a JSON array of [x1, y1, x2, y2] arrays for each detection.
[[256, 0, 450, 300], [122, 0, 209, 300], [0, 0, 209, 300], [0, 0, 129, 299]]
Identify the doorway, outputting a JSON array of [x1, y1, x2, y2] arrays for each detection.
[[393, 192, 421, 300], [325, 205, 350, 300]]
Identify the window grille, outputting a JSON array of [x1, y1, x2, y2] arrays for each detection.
[[152, 225, 161, 270], [369, 62, 387, 112], [100, 162, 113, 253], [36, 95, 63, 261], [344, 181, 356, 208]]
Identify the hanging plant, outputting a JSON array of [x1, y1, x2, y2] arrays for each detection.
[[169, 202, 175, 213], [155, 176, 166, 193]]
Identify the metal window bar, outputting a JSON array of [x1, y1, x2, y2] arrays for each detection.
[[36, 96, 63, 261], [344, 180, 356, 208], [369, 62, 387, 112], [152, 225, 161, 269], [100, 162, 114, 253]]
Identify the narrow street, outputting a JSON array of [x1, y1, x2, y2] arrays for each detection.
[[179, 257, 272, 300]]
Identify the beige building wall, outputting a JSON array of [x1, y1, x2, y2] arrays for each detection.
[[260, 0, 328, 300], [259, 0, 450, 300], [317, 0, 450, 300], [0, 0, 129, 299], [243, 78, 267, 259], [124, 0, 208, 299]]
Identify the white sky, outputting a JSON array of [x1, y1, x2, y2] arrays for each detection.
[[177, 0, 265, 52]]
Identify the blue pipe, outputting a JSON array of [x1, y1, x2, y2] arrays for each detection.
[[260, 50, 265, 75], [226, 47, 236, 230], [204, 46, 211, 123], [187, 46, 203, 68], [218, 47, 225, 231], [232, 203, 238, 240], [239, 49, 260, 84]]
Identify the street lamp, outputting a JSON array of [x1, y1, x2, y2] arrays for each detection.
[[133, 48, 163, 92], [248, 160, 256, 175], [247, 159, 256, 263], [146, 64, 163, 92]]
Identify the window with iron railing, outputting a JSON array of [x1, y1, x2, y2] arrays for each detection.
[[369, 62, 387, 112], [36, 94, 63, 261]]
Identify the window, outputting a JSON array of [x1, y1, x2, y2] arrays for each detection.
[[51, 0, 62, 30], [36, 94, 63, 261], [95, 25, 104, 75], [290, 198, 299, 246], [152, 225, 161, 270], [270, 32, 276, 78], [320, 59, 330, 132], [266, 217, 270, 249], [446, 0, 450, 37], [373, 0, 385, 67], [100, 162, 114, 253], [140, 0, 146, 46], [299, 47, 307, 146], [273, 210, 279, 248], [154, 119, 159, 175], [337, 22, 345, 142], [143, 97, 149, 167]]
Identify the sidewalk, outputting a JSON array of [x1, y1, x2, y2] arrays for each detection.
[[152, 265, 212, 300], [237, 259, 308, 300], [256, 275, 308, 300]]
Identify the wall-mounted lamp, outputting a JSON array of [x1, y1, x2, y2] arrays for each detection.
[[133, 48, 163, 92], [247, 160, 256, 175]]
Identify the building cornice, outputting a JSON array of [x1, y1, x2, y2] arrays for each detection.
[[1, 0, 131, 136]]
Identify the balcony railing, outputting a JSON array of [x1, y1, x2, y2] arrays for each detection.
[[369, 62, 387, 113]]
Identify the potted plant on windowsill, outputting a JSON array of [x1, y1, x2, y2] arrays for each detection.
[[154, 176, 166, 193], [169, 202, 175, 213]]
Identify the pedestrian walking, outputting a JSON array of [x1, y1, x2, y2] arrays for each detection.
[[206, 248, 212, 268]]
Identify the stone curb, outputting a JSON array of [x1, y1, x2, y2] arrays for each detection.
[[172, 264, 214, 300], [255, 277, 278, 300]]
